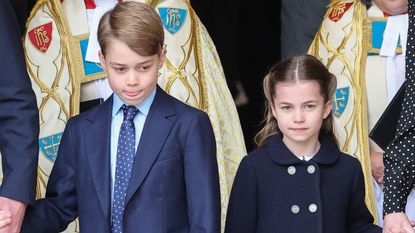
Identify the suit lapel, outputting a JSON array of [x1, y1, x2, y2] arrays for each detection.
[[84, 97, 113, 223], [125, 87, 175, 203]]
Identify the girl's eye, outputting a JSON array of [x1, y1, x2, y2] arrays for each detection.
[[141, 66, 150, 71], [305, 104, 315, 110], [281, 106, 292, 110]]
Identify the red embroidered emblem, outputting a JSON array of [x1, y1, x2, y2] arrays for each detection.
[[85, 0, 96, 9], [84, 0, 122, 9], [28, 22, 53, 53], [329, 2, 354, 22]]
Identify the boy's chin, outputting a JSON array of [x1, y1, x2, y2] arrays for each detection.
[[119, 92, 146, 106], [122, 99, 143, 106]]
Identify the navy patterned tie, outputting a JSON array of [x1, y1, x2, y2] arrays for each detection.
[[111, 104, 139, 233]]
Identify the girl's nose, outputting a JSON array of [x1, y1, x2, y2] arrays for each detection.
[[293, 109, 305, 123]]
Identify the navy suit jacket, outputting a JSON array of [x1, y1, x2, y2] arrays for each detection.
[[0, 1, 39, 205], [22, 86, 221, 233]]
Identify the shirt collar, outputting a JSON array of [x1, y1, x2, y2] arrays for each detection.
[[112, 87, 157, 118]]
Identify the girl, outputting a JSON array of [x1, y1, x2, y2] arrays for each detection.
[[225, 55, 381, 233]]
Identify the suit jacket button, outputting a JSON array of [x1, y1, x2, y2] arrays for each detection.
[[287, 166, 296, 175], [309, 204, 317, 213], [307, 165, 316, 174], [291, 205, 300, 214]]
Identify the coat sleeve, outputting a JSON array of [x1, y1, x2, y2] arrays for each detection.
[[183, 111, 221, 233], [383, 0, 415, 216], [0, 1, 39, 205], [21, 119, 78, 233], [225, 155, 258, 233], [383, 131, 415, 214], [346, 161, 382, 233]]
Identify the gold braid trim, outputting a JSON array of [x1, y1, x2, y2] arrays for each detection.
[[26, 0, 49, 29], [309, 0, 378, 223], [49, 0, 81, 116], [366, 17, 403, 54], [188, 2, 208, 112], [354, 1, 378, 222], [72, 34, 108, 84]]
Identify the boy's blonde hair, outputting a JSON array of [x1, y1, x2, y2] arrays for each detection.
[[98, 2, 164, 57]]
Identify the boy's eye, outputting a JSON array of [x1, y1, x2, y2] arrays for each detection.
[[140, 66, 150, 71], [114, 67, 125, 72]]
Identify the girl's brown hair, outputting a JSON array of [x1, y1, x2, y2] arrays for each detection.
[[98, 2, 164, 57], [255, 55, 338, 147]]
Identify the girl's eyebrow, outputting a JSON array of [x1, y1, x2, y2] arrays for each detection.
[[278, 102, 293, 105], [278, 100, 318, 105], [303, 100, 318, 104]]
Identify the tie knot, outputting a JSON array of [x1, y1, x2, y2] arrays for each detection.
[[121, 105, 139, 121]]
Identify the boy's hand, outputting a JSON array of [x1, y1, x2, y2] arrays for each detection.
[[0, 210, 11, 229], [370, 151, 385, 183], [0, 197, 26, 233]]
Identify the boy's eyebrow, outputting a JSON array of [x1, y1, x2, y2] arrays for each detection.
[[109, 62, 125, 66], [109, 60, 153, 66]]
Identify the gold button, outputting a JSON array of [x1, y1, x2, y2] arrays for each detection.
[[307, 165, 316, 174], [287, 166, 296, 175], [291, 205, 300, 214], [309, 204, 317, 213]]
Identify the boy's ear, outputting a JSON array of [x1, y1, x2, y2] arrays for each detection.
[[99, 51, 107, 71], [323, 100, 332, 119], [158, 48, 167, 69]]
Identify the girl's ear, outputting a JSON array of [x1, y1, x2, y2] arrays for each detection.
[[270, 102, 277, 120], [323, 99, 332, 119], [99, 51, 107, 71]]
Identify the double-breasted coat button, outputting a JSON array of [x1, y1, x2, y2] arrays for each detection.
[[291, 205, 300, 214], [307, 165, 316, 174], [287, 166, 296, 175], [309, 204, 317, 213]]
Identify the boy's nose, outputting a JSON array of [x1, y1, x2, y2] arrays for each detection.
[[126, 71, 139, 85]]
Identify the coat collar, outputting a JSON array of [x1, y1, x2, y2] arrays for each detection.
[[264, 133, 340, 166]]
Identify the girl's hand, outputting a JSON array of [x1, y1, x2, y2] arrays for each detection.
[[0, 211, 11, 229]]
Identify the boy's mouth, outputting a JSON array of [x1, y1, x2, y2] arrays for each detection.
[[124, 91, 141, 97]]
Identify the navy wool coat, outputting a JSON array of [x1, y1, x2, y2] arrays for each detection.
[[225, 133, 381, 233]]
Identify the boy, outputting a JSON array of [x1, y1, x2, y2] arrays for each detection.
[[21, 2, 220, 233]]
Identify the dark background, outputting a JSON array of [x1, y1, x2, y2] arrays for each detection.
[[193, 0, 281, 151]]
